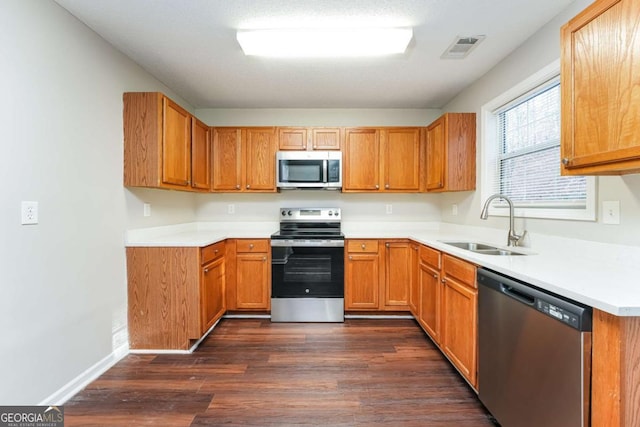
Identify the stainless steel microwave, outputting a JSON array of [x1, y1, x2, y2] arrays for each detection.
[[276, 151, 342, 190]]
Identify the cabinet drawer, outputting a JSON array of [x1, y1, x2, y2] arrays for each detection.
[[201, 241, 225, 265], [347, 240, 379, 253], [236, 239, 269, 253], [419, 245, 441, 269], [443, 254, 476, 288]]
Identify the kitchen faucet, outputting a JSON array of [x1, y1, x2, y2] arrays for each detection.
[[480, 194, 527, 247]]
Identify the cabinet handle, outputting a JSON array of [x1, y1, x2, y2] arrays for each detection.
[[249, 244, 254, 249], [214, 249, 219, 254], [385, 243, 390, 248], [441, 279, 446, 284], [385, 184, 389, 189], [375, 184, 379, 189], [361, 244, 366, 249], [246, 184, 251, 189], [204, 268, 209, 274], [262, 256, 267, 261], [562, 158, 570, 166], [433, 274, 437, 279], [349, 255, 353, 260], [235, 184, 240, 190]]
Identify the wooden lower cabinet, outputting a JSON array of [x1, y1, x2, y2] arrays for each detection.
[[345, 239, 411, 311], [408, 243, 420, 316], [226, 239, 271, 310], [418, 260, 441, 344], [345, 240, 381, 310], [126, 241, 226, 351], [411, 243, 478, 389], [200, 242, 227, 333]]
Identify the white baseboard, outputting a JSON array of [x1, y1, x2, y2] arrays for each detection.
[[39, 342, 129, 406]]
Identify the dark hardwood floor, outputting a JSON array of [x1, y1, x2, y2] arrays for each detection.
[[65, 318, 494, 426]]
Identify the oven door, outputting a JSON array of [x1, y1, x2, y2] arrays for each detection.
[[271, 241, 344, 298]]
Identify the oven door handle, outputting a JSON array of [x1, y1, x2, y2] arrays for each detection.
[[272, 259, 289, 265], [271, 240, 344, 248]]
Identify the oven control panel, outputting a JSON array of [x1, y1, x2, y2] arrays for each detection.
[[280, 208, 341, 221]]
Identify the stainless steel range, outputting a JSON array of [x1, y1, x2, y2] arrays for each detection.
[[270, 208, 344, 322]]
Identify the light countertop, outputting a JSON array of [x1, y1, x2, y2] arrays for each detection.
[[126, 221, 640, 317]]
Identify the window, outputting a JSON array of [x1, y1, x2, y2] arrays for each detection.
[[482, 61, 596, 221]]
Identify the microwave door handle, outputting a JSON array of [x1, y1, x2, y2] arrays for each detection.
[[322, 160, 328, 183]]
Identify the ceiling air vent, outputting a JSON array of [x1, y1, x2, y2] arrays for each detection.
[[441, 35, 486, 59]]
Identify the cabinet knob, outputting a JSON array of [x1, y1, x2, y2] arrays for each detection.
[[562, 158, 570, 166], [385, 184, 389, 189], [214, 249, 219, 254], [441, 279, 446, 284], [235, 184, 240, 190], [262, 256, 267, 261], [433, 274, 437, 279], [204, 268, 209, 274], [349, 255, 353, 260], [361, 244, 366, 249], [413, 246, 418, 251], [385, 243, 390, 248], [249, 243, 254, 249], [246, 184, 250, 189], [375, 184, 379, 189]]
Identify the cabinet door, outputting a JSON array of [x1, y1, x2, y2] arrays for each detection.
[[212, 128, 242, 191], [312, 128, 342, 150], [244, 128, 276, 192], [278, 127, 308, 150], [162, 97, 191, 187], [426, 117, 445, 191], [191, 118, 210, 190], [418, 262, 440, 343], [561, 0, 640, 175], [201, 256, 225, 334], [408, 243, 420, 317], [236, 253, 270, 309], [441, 276, 478, 387], [384, 241, 411, 309], [343, 128, 380, 191], [382, 128, 421, 191], [345, 253, 380, 309]]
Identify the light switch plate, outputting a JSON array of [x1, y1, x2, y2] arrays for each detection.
[[602, 200, 620, 225]]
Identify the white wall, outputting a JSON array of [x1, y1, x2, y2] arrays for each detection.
[[194, 108, 443, 222], [441, 0, 640, 247], [0, 0, 195, 404]]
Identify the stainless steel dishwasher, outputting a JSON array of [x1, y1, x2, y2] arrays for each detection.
[[477, 268, 592, 427]]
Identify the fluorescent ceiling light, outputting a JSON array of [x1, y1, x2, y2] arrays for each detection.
[[237, 28, 413, 58]]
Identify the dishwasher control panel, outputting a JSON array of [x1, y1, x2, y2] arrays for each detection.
[[536, 301, 580, 328]]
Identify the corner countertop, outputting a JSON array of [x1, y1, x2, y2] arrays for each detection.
[[126, 221, 640, 317]]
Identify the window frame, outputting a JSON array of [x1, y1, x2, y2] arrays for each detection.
[[481, 60, 597, 221]]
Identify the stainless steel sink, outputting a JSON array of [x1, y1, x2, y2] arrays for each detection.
[[440, 241, 528, 256]]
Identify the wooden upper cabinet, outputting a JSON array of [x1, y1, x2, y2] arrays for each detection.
[[312, 128, 342, 150], [382, 128, 422, 192], [211, 127, 276, 192], [343, 127, 422, 192], [343, 128, 381, 191], [191, 117, 210, 190], [277, 127, 342, 150], [244, 128, 277, 191], [561, 0, 640, 175], [212, 128, 242, 191], [425, 113, 476, 192], [124, 92, 213, 192]]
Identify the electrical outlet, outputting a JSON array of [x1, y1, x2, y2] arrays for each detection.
[[386, 204, 393, 214], [452, 204, 458, 216], [21, 201, 38, 225], [143, 203, 151, 217], [228, 204, 235, 214], [602, 201, 620, 224]]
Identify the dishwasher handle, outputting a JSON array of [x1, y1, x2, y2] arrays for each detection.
[[501, 284, 535, 306]]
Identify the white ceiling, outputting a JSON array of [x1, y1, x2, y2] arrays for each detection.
[[53, 0, 575, 109]]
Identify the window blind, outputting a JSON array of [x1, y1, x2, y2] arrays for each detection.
[[492, 79, 587, 210]]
